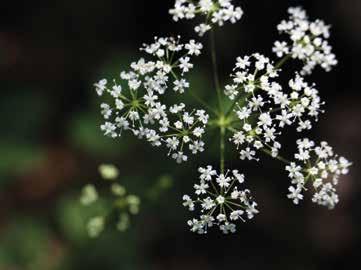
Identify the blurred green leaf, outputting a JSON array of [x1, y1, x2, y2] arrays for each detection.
[[0, 90, 50, 138], [0, 217, 56, 270], [67, 113, 128, 156], [0, 141, 44, 185], [146, 174, 174, 201]]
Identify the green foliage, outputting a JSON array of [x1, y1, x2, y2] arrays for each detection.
[[0, 217, 59, 270], [67, 113, 124, 156]]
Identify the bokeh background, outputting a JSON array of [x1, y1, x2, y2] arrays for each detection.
[[1, 0, 360, 269]]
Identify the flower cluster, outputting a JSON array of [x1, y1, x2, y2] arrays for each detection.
[[225, 54, 323, 160], [183, 166, 259, 234], [92, 4, 352, 236], [273, 6, 337, 75], [80, 164, 141, 237], [286, 139, 351, 209], [286, 73, 324, 131], [95, 37, 208, 163], [169, 0, 244, 36]]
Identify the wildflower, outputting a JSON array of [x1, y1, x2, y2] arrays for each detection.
[[99, 164, 119, 180], [183, 166, 258, 234], [111, 183, 126, 196], [226, 54, 324, 161], [80, 184, 98, 205], [273, 6, 337, 75], [95, 37, 206, 163], [285, 139, 352, 209], [94, 79, 107, 96], [87, 216, 105, 238], [117, 213, 130, 232], [92, 4, 352, 236], [170, 0, 243, 37]]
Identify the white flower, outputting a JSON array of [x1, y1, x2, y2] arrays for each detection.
[[230, 210, 244, 221], [272, 41, 289, 57], [87, 216, 105, 238], [183, 195, 195, 210], [172, 151, 188, 163], [94, 3, 351, 236], [240, 147, 257, 161], [199, 166, 217, 181], [194, 182, 209, 195], [232, 170, 244, 183], [173, 79, 189, 93], [216, 195, 225, 204], [185, 40, 203, 55], [274, 6, 337, 75], [194, 23, 212, 36], [101, 122, 117, 138], [95, 36, 209, 163], [195, 110, 209, 124], [184, 166, 258, 234], [220, 222, 236, 234], [111, 84, 122, 97], [100, 103, 112, 119], [189, 140, 205, 154], [285, 139, 351, 209], [287, 185, 303, 204], [225, 54, 324, 162], [170, 0, 243, 37], [216, 174, 231, 188], [94, 79, 107, 96], [193, 127, 204, 137], [179, 57, 193, 73]]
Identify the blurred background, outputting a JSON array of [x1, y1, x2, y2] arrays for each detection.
[[0, 0, 360, 269]]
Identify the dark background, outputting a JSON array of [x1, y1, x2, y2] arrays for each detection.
[[0, 0, 360, 269]]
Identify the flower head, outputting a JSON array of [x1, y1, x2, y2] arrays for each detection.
[[286, 139, 352, 209], [95, 37, 207, 163], [273, 6, 337, 75], [183, 166, 258, 234], [225, 54, 324, 161], [169, 0, 244, 36]]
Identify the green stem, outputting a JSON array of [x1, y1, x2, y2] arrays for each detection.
[[209, 29, 227, 173], [210, 29, 223, 114], [275, 54, 292, 70], [189, 90, 219, 116], [220, 126, 225, 173], [170, 70, 217, 115], [225, 86, 245, 118], [262, 148, 290, 164]]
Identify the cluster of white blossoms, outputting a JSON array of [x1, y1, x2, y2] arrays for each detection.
[[93, 3, 352, 236], [169, 0, 243, 36], [95, 37, 209, 163], [225, 54, 323, 160], [286, 139, 352, 209], [273, 6, 337, 75], [183, 166, 259, 234]]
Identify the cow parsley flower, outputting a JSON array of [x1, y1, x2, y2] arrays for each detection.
[[92, 4, 352, 236], [169, 0, 244, 36], [81, 164, 143, 237], [87, 216, 105, 238], [225, 54, 324, 160], [183, 166, 259, 234], [80, 184, 98, 205], [273, 6, 337, 75], [95, 37, 207, 163], [286, 139, 352, 209]]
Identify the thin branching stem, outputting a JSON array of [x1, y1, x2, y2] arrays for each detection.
[[210, 29, 223, 114], [220, 126, 226, 173]]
